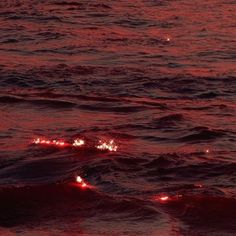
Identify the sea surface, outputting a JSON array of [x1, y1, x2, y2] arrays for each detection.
[[0, 0, 236, 235]]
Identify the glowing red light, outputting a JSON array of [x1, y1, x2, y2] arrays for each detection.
[[205, 149, 209, 153]]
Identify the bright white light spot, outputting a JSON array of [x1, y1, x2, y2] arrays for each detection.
[[160, 196, 169, 201], [76, 176, 83, 183], [73, 139, 85, 147]]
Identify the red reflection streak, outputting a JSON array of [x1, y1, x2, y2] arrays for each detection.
[[32, 137, 118, 152], [32, 138, 69, 147]]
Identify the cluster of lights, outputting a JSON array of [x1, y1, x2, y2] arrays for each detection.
[[72, 139, 85, 147], [32, 137, 118, 152], [96, 140, 118, 152], [33, 138, 67, 146]]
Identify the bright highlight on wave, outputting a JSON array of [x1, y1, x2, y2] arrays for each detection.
[[32, 137, 118, 152], [154, 194, 183, 203], [74, 175, 95, 190], [160, 196, 169, 201], [155, 195, 170, 203], [76, 175, 88, 189], [96, 140, 118, 152], [33, 138, 67, 146]]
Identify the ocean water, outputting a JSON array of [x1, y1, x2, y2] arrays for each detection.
[[0, 0, 236, 235]]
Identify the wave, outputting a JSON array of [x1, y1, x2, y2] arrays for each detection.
[[180, 127, 225, 142], [163, 195, 236, 232], [0, 95, 76, 108], [0, 183, 159, 227]]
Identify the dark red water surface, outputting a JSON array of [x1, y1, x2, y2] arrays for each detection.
[[0, 0, 236, 235]]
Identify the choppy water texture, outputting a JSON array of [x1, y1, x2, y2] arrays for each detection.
[[0, 0, 236, 235]]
